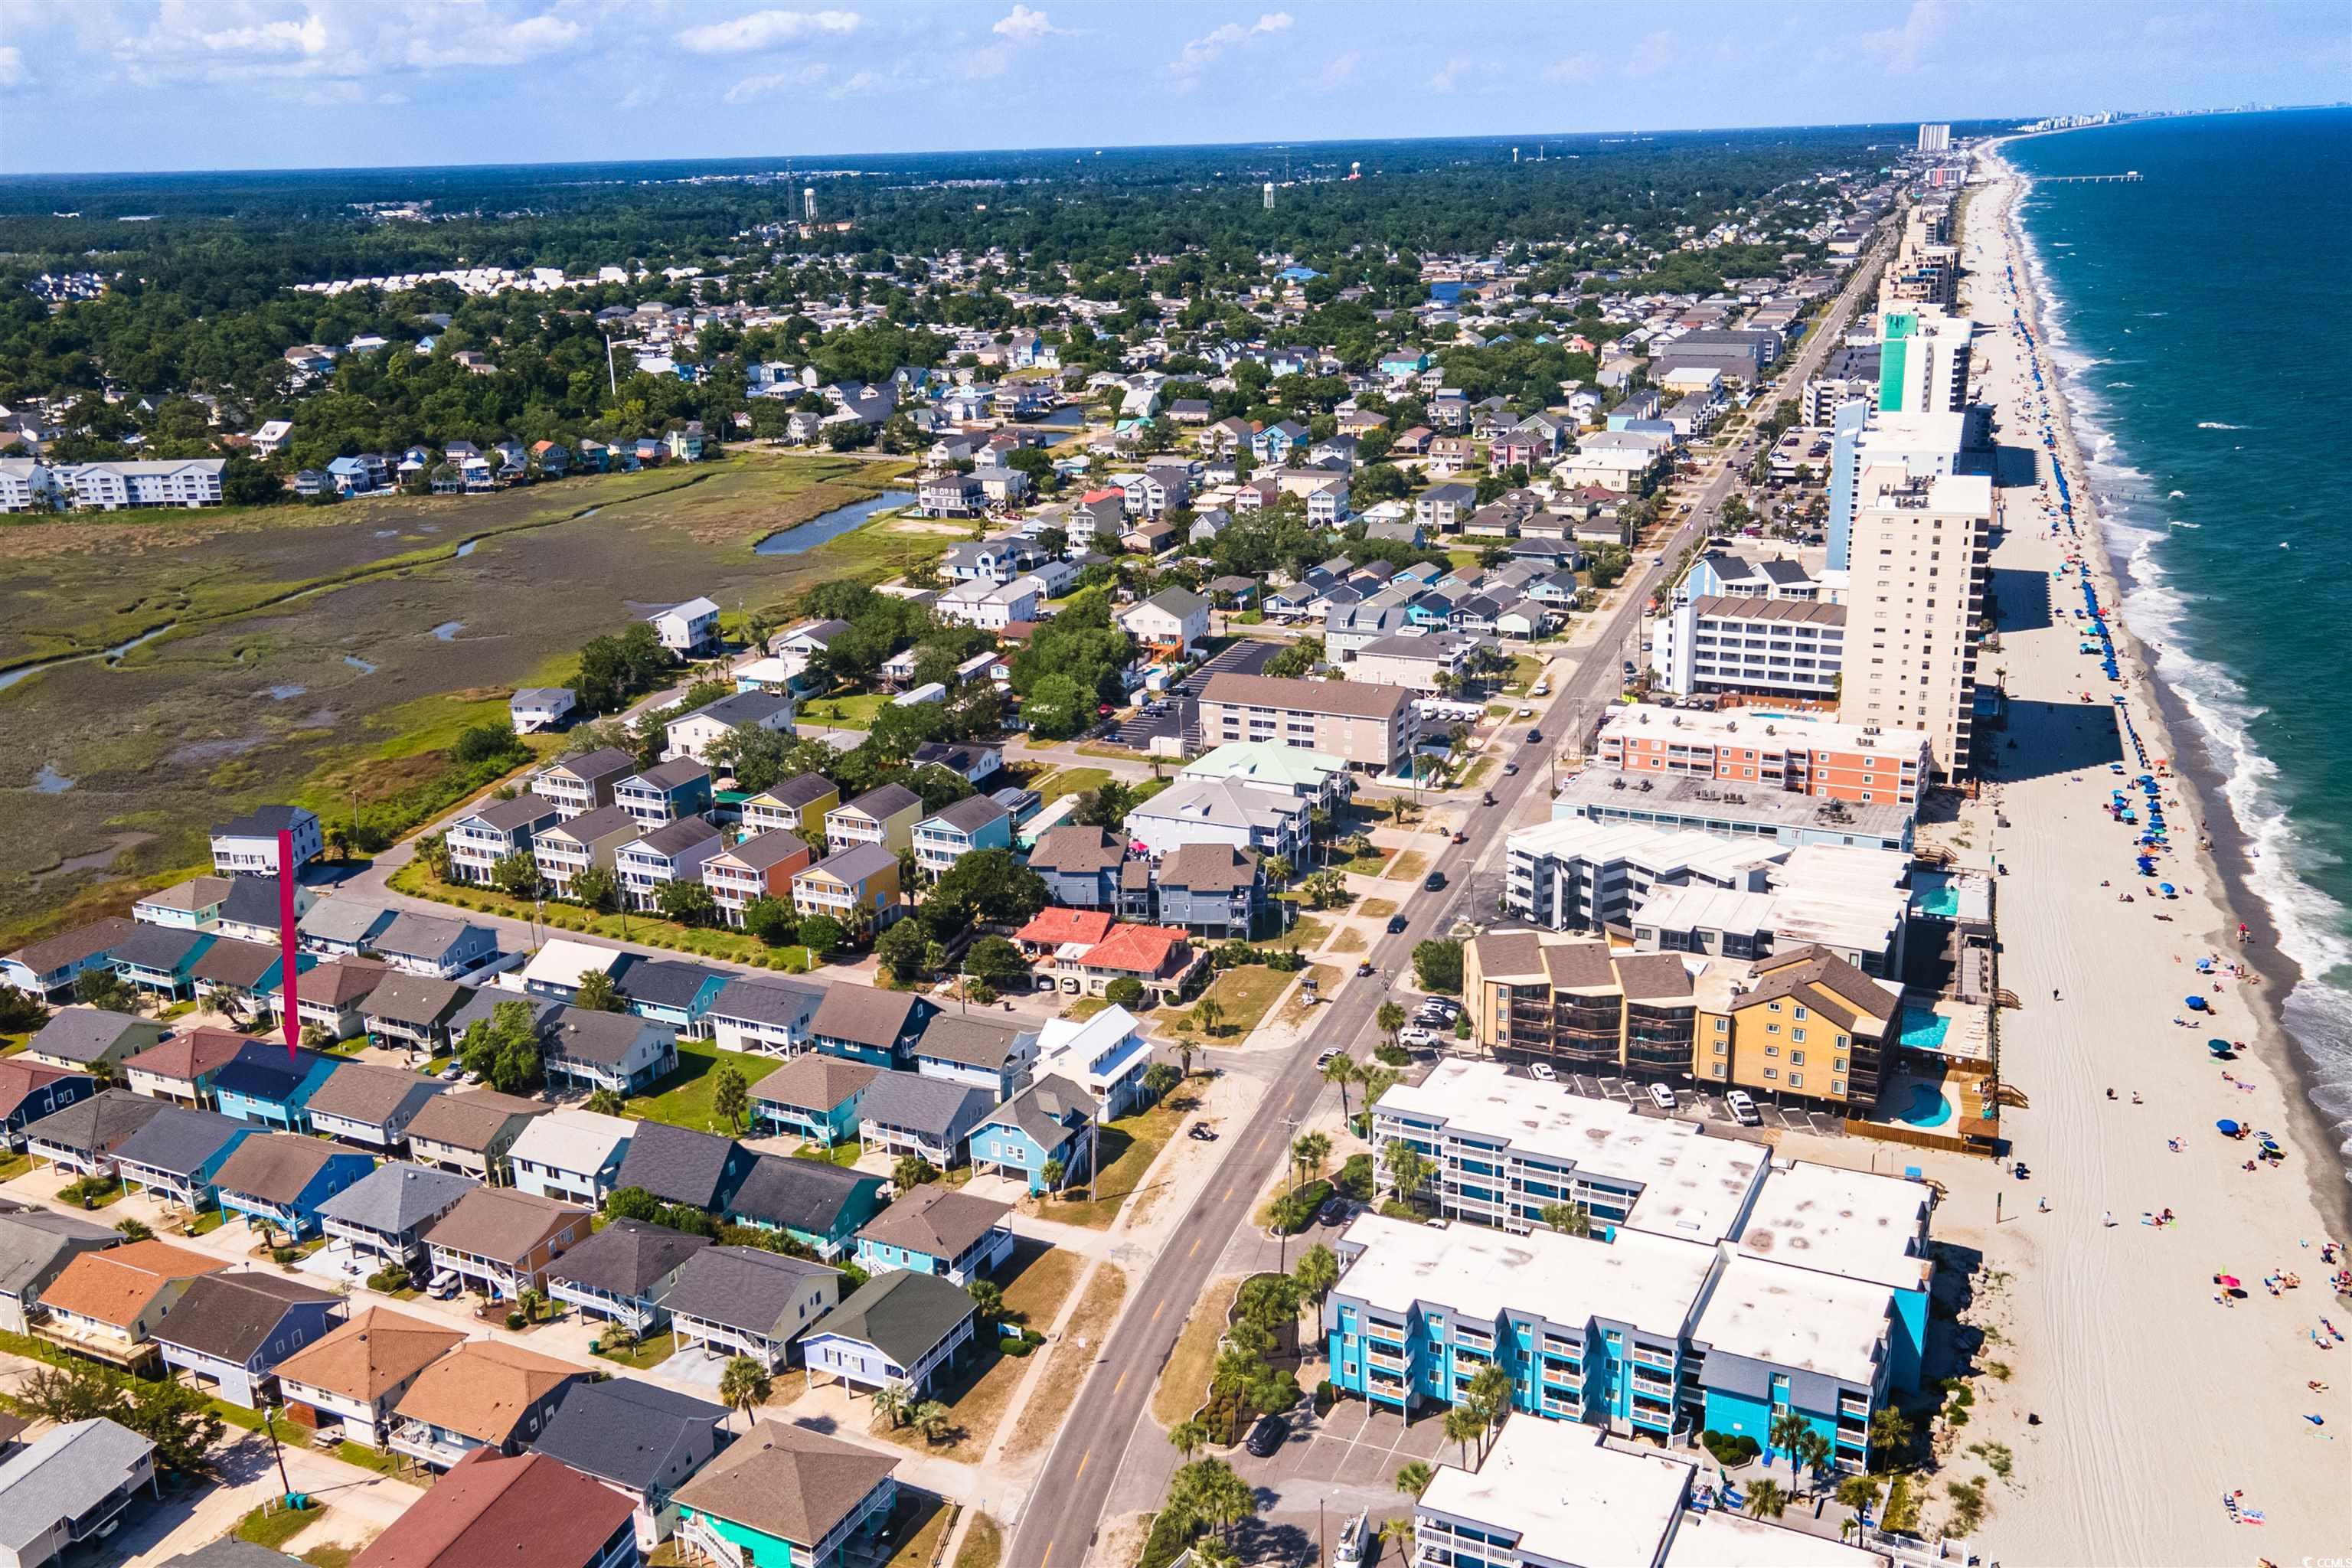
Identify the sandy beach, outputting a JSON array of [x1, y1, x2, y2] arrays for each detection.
[[1934, 148, 2352, 1564]]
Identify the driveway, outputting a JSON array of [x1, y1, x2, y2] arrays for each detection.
[[1233, 1399, 1451, 1509]]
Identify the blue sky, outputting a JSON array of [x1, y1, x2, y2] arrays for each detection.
[[2, 0, 2345, 175]]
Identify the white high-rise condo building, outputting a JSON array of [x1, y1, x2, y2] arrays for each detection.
[[1917, 123, 1952, 153], [1838, 466, 1993, 776]]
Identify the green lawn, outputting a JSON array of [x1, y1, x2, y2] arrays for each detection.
[[1037, 766, 1111, 802], [237, 1502, 326, 1552], [1169, 965, 1299, 1045], [625, 1040, 776, 1134], [793, 1138, 862, 1167], [0, 1152, 30, 1183], [593, 1330, 677, 1370], [799, 691, 890, 728], [1050, 1090, 1191, 1229], [1256, 915, 1332, 954]]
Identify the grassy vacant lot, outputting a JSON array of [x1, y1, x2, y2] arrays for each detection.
[[953, 1514, 1004, 1568], [1047, 1090, 1193, 1230], [0, 453, 927, 949], [593, 1330, 677, 1370], [1169, 965, 1297, 1045], [1151, 1273, 1243, 1427], [1002, 1263, 1127, 1462], [1276, 966, 1341, 1032], [238, 1502, 328, 1552], [880, 1492, 953, 1568], [1328, 927, 1367, 955], [626, 1039, 779, 1134], [1389, 850, 1431, 882], [1358, 897, 1399, 919], [1256, 915, 1331, 954], [799, 691, 890, 728], [1036, 766, 1111, 802]]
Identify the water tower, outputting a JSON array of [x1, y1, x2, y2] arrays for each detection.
[[802, 186, 816, 222], [1263, 182, 1275, 210]]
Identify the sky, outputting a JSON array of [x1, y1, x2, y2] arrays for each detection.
[[2, 0, 2346, 175]]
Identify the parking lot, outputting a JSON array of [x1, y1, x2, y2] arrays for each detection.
[[1236, 1397, 1453, 1505], [1501, 1060, 1847, 1138]]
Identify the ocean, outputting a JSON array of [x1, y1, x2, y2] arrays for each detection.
[[2004, 109, 2352, 1178]]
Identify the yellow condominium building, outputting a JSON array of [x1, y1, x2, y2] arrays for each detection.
[[1693, 946, 1897, 1109]]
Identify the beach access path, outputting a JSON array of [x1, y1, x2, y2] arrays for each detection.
[[1944, 155, 2349, 1565]]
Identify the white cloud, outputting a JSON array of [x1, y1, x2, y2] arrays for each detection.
[[1860, 0, 1954, 75], [1623, 29, 1676, 77], [0, 46, 21, 87], [1171, 11, 1292, 84], [1544, 52, 1599, 84], [1311, 50, 1359, 93], [829, 67, 885, 97], [992, 5, 1070, 44], [407, 14, 582, 69], [677, 8, 861, 56], [1426, 57, 1470, 93], [724, 61, 829, 103]]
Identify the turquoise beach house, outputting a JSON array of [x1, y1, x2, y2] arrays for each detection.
[[966, 1076, 1097, 1195], [749, 1056, 877, 1147], [673, 1422, 897, 1568], [212, 1047, 340, 1132]]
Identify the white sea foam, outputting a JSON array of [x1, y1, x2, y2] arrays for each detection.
[[2167, 489, 2187, 498], [2197, 421, 2249, 430], [2018, 177, 2352, 1175]]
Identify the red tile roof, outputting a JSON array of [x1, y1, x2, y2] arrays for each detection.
[[1015, 909, 1118, 949], [352, 1447, 634, 1568], [1076, 924, 1190, 978]]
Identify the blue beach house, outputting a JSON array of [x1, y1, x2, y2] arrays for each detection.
[[749, 1056, 877, 1146], [807, 984, 934, 1069], [213, 1047, 339, 1132], [851, 1186, 1014, 1286], [966, 1075, 1096, 1195], [212, 1132, 376, 1240], [724, 1153, 886, 1260]]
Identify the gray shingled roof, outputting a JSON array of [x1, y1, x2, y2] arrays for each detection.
[[663, 1246, 838, 1337], [547, 1008, 663, 1067], [361, 972, 466, 1028], [808, 985, 923, 1052], [707, 975, 825, 1029], [854, 1185, 1009, 1261], [911, 1016, 1029, 1071], [610, 1122, 746, 1210], [27, 1009, 166, 1067], [302, 1063, 448, 1128], [528, 1377, 724, 1494], [22, 1089, 167, 1156], [978, 1073, 1097, 1150], [727, 1155, 879, 1236], [750, 1054, 877, 1112], [113, 1106, 250, 1179], [214, 1134, 354, 1205], [808, 1268, 975, 1365], [315, 1162, 477, 1235], [544, 1218, 710, 1298], [856, 1070, 991, 1145], [0, 1210, 116, 1300], [150, 1270, 340, 1362], [0, 1419, 156, 1556]]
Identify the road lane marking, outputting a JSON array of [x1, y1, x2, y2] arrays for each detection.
[[1188, 1237, 1200, 1258], [1076, 1452, 1089, 1479], [1152, 1299, 1166, 1321], [1041, 1545, 1054, 1568], [1114, 1369, 1128, 1393]]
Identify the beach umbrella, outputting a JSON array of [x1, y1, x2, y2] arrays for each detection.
[[2216, 1275, 2242, 1289], [2217, 1119, 2240, 1134]]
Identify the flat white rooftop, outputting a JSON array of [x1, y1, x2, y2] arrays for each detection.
[[1694, 1251, 1893, 1387], [1736, 1161, 1932, 1295], [1377, 1061, 1769, 1245], [1599, 704, 1932, 763], [1505, 818, 1783, 888], [1336, 1212, 1716, 1338], [1420, 1418, 1689, 1568], [1662, 1508, 1890, 1568]]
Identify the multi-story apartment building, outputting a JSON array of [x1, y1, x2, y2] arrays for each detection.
[[1197, 673, 1420, 776], [1370, 1060, 1768, 1242], [701, 830, 813, 926], [1503, 819, 1779, 933], [1825, 407, 1968, 571], [1876, 305, 1971, 416], [209, 806, 323, 877], [446, 795, 562, 886], [614, 818, 723, 912], [0, 458, 227, 512], [1836, 466, 1993, 776], [1690, 946, 1898, 1112], [531, 749, 637, 822], [1658, 597, 1847, 702], [1593, 704, 1931, 807], [531, 805, 640, 900]]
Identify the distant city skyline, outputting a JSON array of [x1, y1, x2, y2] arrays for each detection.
[[2, 0, 2345, 176]]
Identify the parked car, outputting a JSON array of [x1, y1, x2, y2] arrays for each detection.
[[1530, 680, 1550, 697], [1188, 1122, 1219, 1142], [1398, 1027, 1438, 1047], [1648, 1083, 1678, 1112], [1245, 1415, 1287, 1458], [1514, 705, 1534, 718], [1726, 1089, 1762, 1126], [1529, 1062, 1557, 1083]]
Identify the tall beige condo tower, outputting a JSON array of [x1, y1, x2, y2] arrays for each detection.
[[1837, 465, 1993, 776]]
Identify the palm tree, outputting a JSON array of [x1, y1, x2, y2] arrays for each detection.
[[1537, 1200, 1592, 1237], [1262, 853, 1293, 888], [1383, 1138, 1432, 1204], [1374, 1001, 1406, 1050], [1291, 1132, 1331, 1189], [1378, 1517, 1416, 1562], [1867, 1407, 1913, 1472], [1394, 1459, 1434, 1498], [1176, 1037, 1198, 1080], [1321, 1053, 1361, 1119], [966, 1279, 1004, 1323], [911, 1400, 952, 1443], [1190, 1460, 1255, 1544], [1041, 1157, 1066, 1194], [1168, 1417, 1209, 1462], [1442, 1404, 1485, 1467], [1794, 1430, 1834, 1498], [1768, 1410, 1811, 1472], [712, 1066, 750, 1135], [873, 1385, 909, 1430], [1744, 1478, 1789, 1521], [1292, 1243, 1339, 1324], [583, 1087, 625, 1116], [1192, 996, 1227, 1040], [717, 1355, 772, 1429], [1834, 1473, 1883, 1524]]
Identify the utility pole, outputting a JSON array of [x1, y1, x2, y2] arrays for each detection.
[[263, 1396, 295, 1504], [604, 332, 618, 397]]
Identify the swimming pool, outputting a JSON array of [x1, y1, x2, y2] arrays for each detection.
[[1896, 1081, 1955, 1129], [1898, 1006, 1951, 1050], [1913, 886, 1962, 917]]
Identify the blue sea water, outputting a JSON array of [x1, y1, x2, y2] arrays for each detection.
[[2005, 110, 2352, 1171]]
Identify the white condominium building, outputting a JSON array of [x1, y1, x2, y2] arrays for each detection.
[[1837, 466, 1993, 776]]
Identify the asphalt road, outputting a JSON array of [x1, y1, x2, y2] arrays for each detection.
[[1004, 232, 1892, 1568]]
